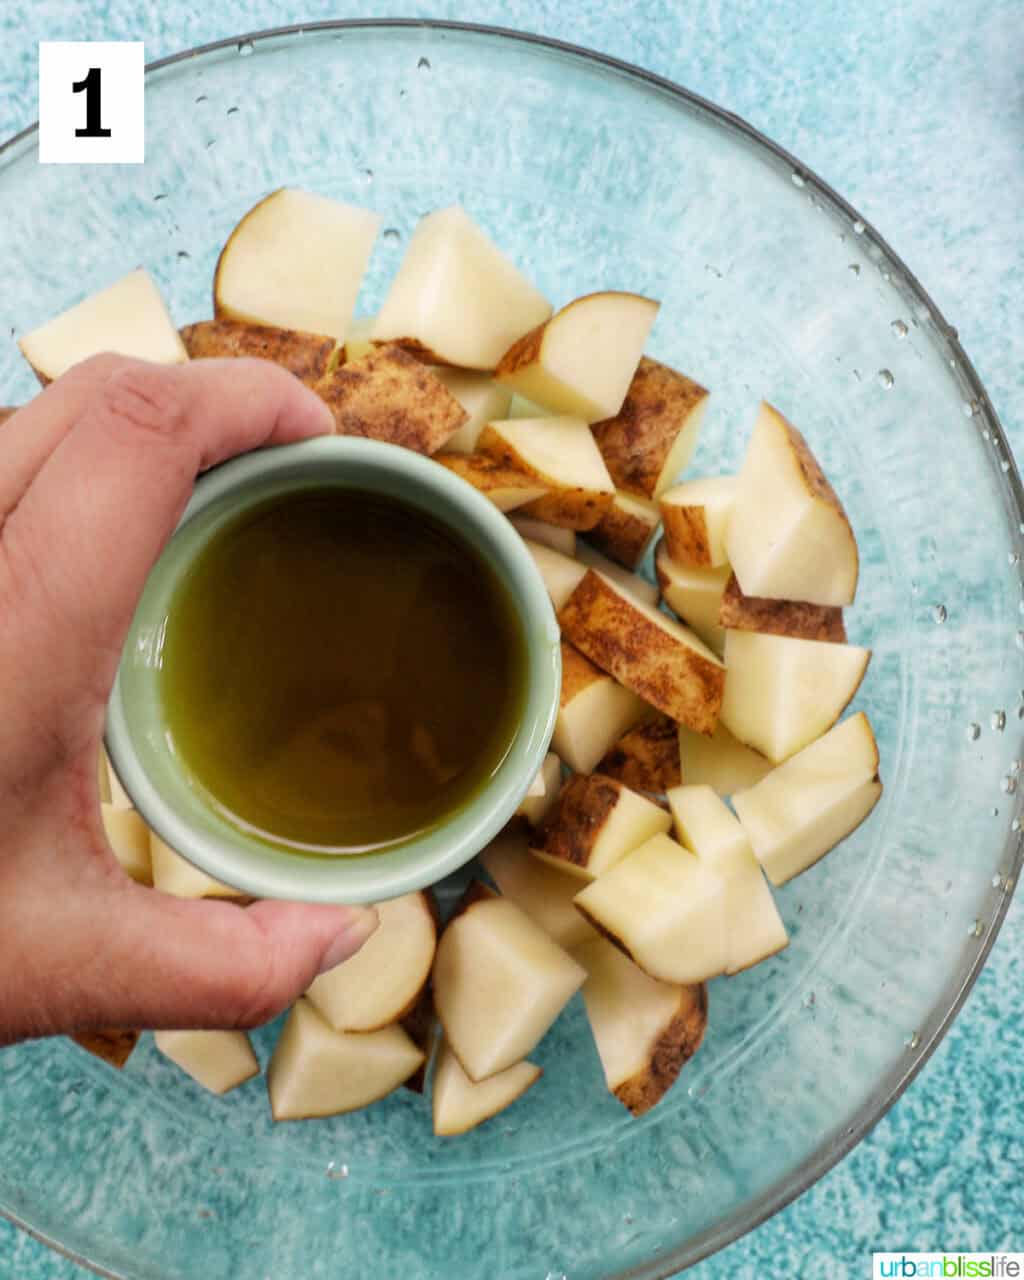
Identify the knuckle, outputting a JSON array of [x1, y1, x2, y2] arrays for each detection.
[[92, 363, 190, 441]]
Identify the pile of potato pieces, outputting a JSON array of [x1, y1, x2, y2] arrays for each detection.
[[19, 188, 882, 1134]]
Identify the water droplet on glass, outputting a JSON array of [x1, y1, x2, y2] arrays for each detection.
[[544, 1272, 567, 1280], [877, 369, 895, 389], [906, 1031, 920, 1050], [1012, 760, 1022, 774], [991, 807, 1000, 817], [1003, 459, 1012, 473], [803, 991, 816, 1008], [195, 94, 208, 104], [326, 1161, 349, 1179], [417, 56, 431, 70], [891, 319, 908, 339], [992, 710, 1007, 731], [969, 918, 984, 938], [881, 270, 891, 282], [1010, 552, 1021, 566], [238, 40, 254, 56], [852, 219, 865, 234], [848, 263, 861, 276], [1003, 775, 1017, 795], [962, 399, 977, 417], [967, 723, 981, 741], [226, 106, 240, 116], [932, 604, 947, 624], [176, 250, 190, 261], [791, 171, 805, 188], [993, 874, 1005, 889], [382, 227, 401, 243]]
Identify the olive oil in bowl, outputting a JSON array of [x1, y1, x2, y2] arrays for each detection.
[[160, 487, 526, 855]]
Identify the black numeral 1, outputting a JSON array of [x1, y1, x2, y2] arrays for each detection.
[[73, 67, 112, 138]]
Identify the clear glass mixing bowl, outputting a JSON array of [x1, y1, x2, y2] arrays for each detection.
[[0, 21, 1020, 1280]]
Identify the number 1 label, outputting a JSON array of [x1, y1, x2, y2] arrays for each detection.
[[73, 68, 113, 139], [39, 42, 144, 164]]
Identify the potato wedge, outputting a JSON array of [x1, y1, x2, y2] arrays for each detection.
[[559, 570, 726, 733], [495, 291, 659, 423], [655, 540, 730, 655], [180, 318, 335, 386], [400, 983, 437, 1095], [70, 1029, 140, 1069], [553, 642, 648, 774], [435, 370, 513, 454], [677, 721, 773, 796], [477, 418, 615, 530], [520, 540, 587, 610], [585, 490, 661, 569], [596, 715, 682, 793], [659, 475, 736, 567], [531, 772, 671, 880], [314, 344, 467, 454], [719, 573, 846, 643], [509, 515, 576, 557], [576, 542, 660, 607], [576, 937, 706, 1116], [591, 357, 709, 497], [432, 1039, 541, 1137], [154, 1029, 260, 1096], [101, 804, 153, 885], [515, 752, 563, 825], [150, 833, 244, 900], [438, 455, 550, 512], [480, 825, 597, 950]]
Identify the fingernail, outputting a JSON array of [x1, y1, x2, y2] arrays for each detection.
[[317, 906, 379, 975]]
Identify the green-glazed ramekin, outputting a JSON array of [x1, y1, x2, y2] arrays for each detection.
[[105, 435, 561, 904]]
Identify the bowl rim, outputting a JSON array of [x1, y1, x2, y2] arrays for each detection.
[[1, 18, 1020, 1280]]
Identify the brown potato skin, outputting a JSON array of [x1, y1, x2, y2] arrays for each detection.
[[313, 344, 467, 455], [586, 498, 660, 569], [719, 573, 847, 643], [477, 423, 613, 531], [615, 982, 707, 1117], [559, 571, 725, 733], [400, 983, 437, 1095], [70, 1028, 140, 1069], [532, 773, 623, 870], [180, 319, 335, 386], [660, 502, 712, 567], [591, 358, 708, 498], [493, 317, 546, 380], [436, 453, 548, 505], [0, 406, 20, 426], [559, 641, 605, 705], [597, 716, 683, 792]]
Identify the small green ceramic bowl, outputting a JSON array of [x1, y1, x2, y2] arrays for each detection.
[[105, 435, 561, 904]]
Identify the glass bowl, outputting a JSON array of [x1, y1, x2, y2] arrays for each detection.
[[0, 21, 1020, 1280]]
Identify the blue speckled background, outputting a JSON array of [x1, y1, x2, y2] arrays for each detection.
[[1, 3, 1022, 1276]]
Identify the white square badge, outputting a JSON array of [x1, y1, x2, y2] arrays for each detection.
[[39, 42, 145, 164]]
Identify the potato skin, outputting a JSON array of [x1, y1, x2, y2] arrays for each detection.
[[661, 502, 712, 567], [532, 773, 624, 870], [180, 319, 335, 386], [313, 344, 468, 455], [597, 716, 683, 792], [559, 571, 725, 733], [477, 423, 613, 531], [614, 982, 707, 1117], [718, 573, 847, 643], [70, 1028, 140, 1069], [591, 358, 708, 498], [435, 453, 548, 509], [586, 497, 660, 569]]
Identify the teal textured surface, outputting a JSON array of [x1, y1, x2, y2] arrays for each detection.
[[1, 4, 1022, 1279]]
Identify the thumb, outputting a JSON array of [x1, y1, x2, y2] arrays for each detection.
[[75, 884, 378, 1032]]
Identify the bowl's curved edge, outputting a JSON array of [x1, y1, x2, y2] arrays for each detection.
[[1, 19, 1020, 1280]]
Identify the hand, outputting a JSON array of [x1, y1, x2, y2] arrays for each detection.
[[0, 355, 378, 1047]]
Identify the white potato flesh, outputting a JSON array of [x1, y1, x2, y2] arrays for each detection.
[[480, 826, 597, 950], [659, 475, 737, 567], [720, 630, 871, 763], [677, 721, 773, 795], [432, 1039, 541, 1136], [343, 314, 376, 361], [574, 834, 729, 984], [305, 892, 435, 1032], [372, 206, 552, 369], [481, 417, 615, 495], [509, 515, 577, 556], [531, 776, 673, 881], [435, 371, 513, 454], [215, 189, 380, 340], [101, 804, 152, 885], [432, 897, 585, 1082], [154, 1029, 259, 1096], [19, 269, 187, 383], [515, 752, 563, 825], [576, 542, 660, 607], [150, 833, 241, 900], [554, 646, 648, 775], [103, 751, 134, 809], [267, 999, 424, 1120], [655, 541, 731, 654], [523, 540, 587, 610]]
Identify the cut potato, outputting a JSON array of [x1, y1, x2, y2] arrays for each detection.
[[19, 268, 187, 385], [667, 785, 788, 973], [104, 751, 133, 810], [314, 343, 467, 454], [508, 393, 552, 418], [435, 371, 514, 454], [432, 895, 585, 1082], [553, 642, 648, 774], [0, 407, 19, 426], [732, 712, 882, 885], [400, 983, 438, 1095], [720, 630, 871, 763], [531, 772, 671, 881], [179, 318, 334, 386], [596, 715, 682, 793], [372, 206, 552, 368], [725, 402, 859, 606], [586, 490, 661, 570], [437, 455, 549, 512], [96, 750, 112, 804], [719, 573, 846, 643], [659, 475, 736, 567], [559, 570, 726, 733], [477, 418, 615, 530], [214, 188, 380, 341], [268, 998, 424, 1120], [432, 1038, 541, 1137], [576, 937, 706, 1116], [509, 515, 576, 557], [655, 540, 730, 655], [495, 292, 659, 423], [574, 834, 729, 984], [576, 542, 660, 608], [591, 357, 709, 497], [305, 891, 436, 1033], [150, 833, 243, 900], [101, 804, 152, 885], [677, 721, 773, 796], [522, 540, 587, 610], [343, 314, 376, 362], [70, 1029, 140, 1069], [480, 825, 597, 950], [154, 1029, 259, 1096], [514, 752, 563, 825]]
